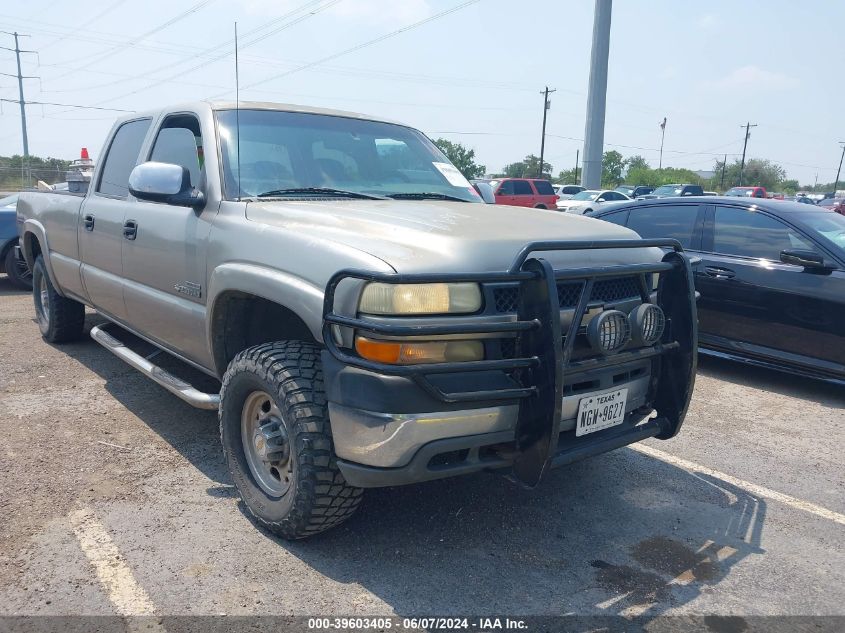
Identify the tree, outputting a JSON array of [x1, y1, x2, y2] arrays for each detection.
[[601, 150, 626, 187], [432, 139, 486, 180], [712, 157, 786, 191], [497, 154, 553, 179], [0, 154, 71, 190], [625, 155, 650, 173], [781, 179, 800, 194], [556, 168, 577, 184]]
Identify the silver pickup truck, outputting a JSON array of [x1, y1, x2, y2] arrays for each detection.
[[17, 101, 698, 539]]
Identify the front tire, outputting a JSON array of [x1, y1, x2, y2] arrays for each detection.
[[32, 255, 85, 343], [4, 243, 32, 290], [219, 341, 363, 539]]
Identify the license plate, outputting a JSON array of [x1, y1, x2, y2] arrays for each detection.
[[575, 388, 628, 437]]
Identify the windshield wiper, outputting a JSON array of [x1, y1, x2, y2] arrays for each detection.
[[254, 187, 387, 200], [385, 192, 471, 202]]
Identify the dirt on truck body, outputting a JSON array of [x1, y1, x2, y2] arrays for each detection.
[[16, 100, 697, 538]]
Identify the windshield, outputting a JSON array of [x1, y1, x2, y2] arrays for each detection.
[[801, 212, 845, 254], [653, 185, 682, 196], [725, 187, 754, 197], [215, 109, 479, 202], [571, 190, 600, 201]]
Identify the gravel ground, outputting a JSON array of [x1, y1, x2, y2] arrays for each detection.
[[1, 275, 843, 625]]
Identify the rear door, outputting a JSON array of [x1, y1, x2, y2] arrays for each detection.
[[697, 204, 843, 371], [511, 179, 535, 207], [531, 179, 557, 208], [79, 117, 152, 321], [494, 180, 517, 205], [623, 202, 705, 251], [121, 113, 216, 365]]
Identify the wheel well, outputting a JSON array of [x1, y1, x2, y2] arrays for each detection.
[[534, 204, 547, 209], [211, 292, 316, 375], [25, 232, 42, 265]]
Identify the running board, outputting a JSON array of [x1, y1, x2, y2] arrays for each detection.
[[90, 324, 220, 410]]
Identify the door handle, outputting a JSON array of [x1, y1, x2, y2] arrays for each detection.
[[704, 265, 735, 279], [83, 214, 95, 231], [123, 219, 138, 240]]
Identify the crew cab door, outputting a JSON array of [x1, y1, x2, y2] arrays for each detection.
[[121, 113, 215, 365], [79, 117, 152, 321]]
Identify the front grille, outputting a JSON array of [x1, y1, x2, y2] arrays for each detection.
[[492, 276, 641, 313]]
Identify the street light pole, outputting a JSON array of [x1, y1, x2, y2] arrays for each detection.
[[574, 149, 580, 185], [538, 86, 555, 178], [658, 117, 666, 170]]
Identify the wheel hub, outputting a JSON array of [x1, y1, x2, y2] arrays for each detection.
[[241, 391, 294, 497], [253, 419, 289, 464]]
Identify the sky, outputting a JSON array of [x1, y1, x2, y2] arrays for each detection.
[[0, 0, 841, 185]]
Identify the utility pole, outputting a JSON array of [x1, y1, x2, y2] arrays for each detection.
[[833, 142, 845, 195], [538, 86, 556, 178], [581, 0, 612, 189], [658, 117, 667, 170], [720, 153, 727, 191], [1, 31, 37, 157], [574, 149, 580, 185], [738, 122, 757, 186]]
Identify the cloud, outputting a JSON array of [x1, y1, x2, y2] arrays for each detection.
[[707, 65, 794, 90], [241, 0, 431, 26]]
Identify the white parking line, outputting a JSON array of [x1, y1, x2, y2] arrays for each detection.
[[631, 443, 845, 526], [69, 508, 157, 616]]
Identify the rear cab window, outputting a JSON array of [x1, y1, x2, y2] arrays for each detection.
[[96, 118, 152, 198]]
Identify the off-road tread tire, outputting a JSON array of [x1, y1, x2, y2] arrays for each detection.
[[219, 341, 363, 539], [32, 256, 85, 343], [4, 244, 32, 290]]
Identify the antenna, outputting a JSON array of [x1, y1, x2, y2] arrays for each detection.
[[234, 22, 242, 201]]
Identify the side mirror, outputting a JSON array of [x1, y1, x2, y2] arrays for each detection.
[[129, 161, 205, 208], [780, 249, 828, 270]]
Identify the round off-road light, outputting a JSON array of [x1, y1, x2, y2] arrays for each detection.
[[629, 303, 666, 346], [587, 309, 631, 354]]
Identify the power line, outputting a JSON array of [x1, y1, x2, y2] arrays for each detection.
[[0, 98, 133, 112], [37, 0, 131, 52], [229, 0, 483, 95]]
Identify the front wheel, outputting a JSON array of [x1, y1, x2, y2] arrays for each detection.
[[32, 255, 85, 343], [4, 243, 32, 290], [219, 341, 363, 539]]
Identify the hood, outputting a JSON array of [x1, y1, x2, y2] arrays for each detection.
[[246, 199, 663, 274]]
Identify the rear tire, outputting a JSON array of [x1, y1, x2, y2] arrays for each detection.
[[32, 255, 85, 343], [534, 204, 547, 209], [4, 243, 32, 290], [219, 341, 363, 539]]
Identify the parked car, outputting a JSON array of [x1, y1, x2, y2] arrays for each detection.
[[638, 184, 704, 199], [0, 193, 32, 289], [725, 186, 768, 198], [819, 197, 845, 215], [702, 191, 719, 197], [483, 178, 558, 209], [616, 185, 654, 199], [796, 196, 817, 205], [553, 184, 586, 200], [557, 189, 631, 214], [16, 100, 698, 539], [471, 180, 496, 204], [590, 197, 845, 384]]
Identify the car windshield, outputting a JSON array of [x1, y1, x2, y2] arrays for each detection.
[[801, 212, 845, 254], [725, 187, 754, 197], [571, 190, 600, 201], [652, 185, 683, 196], [215, 109, 480, 202]]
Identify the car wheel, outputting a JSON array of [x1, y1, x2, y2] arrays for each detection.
[[4, 242, 32, 290], [219, 341, 363, 539], [32, 255, 85, 343], [534, 204, 547, 209]]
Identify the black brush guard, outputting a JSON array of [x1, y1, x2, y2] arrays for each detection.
[[322, 239, 698, 487]]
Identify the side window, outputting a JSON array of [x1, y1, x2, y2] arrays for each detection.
[[712, 206, 813, 260], [97, 118, 151, 198], [627, 204, 700, 249], [533, 180, 555, 195], [497, 180, 515, 195], [513, 180, 533, 195], [598, 210, 629, 227], [149, 115, 203, 189]]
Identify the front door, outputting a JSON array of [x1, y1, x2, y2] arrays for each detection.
[[79, 118, 152, 321], [121, 114, 215, 365]]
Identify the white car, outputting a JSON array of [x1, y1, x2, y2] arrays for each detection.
[[557, 189, 630, 213], [553, 184, 585, 201]]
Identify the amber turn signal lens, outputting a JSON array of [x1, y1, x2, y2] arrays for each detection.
[[355, 337, 483, 365]]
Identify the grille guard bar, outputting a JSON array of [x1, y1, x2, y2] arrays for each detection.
[[321, 238, 698, 486]]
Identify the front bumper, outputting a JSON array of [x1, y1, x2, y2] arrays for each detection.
[[322, 239, 698, 488]]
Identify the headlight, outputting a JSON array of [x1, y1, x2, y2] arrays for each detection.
[[358, 282, 482, 315], [355, 336, 483, 365], [629, 303, 665, 346], [586, 309, 631, 354]]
